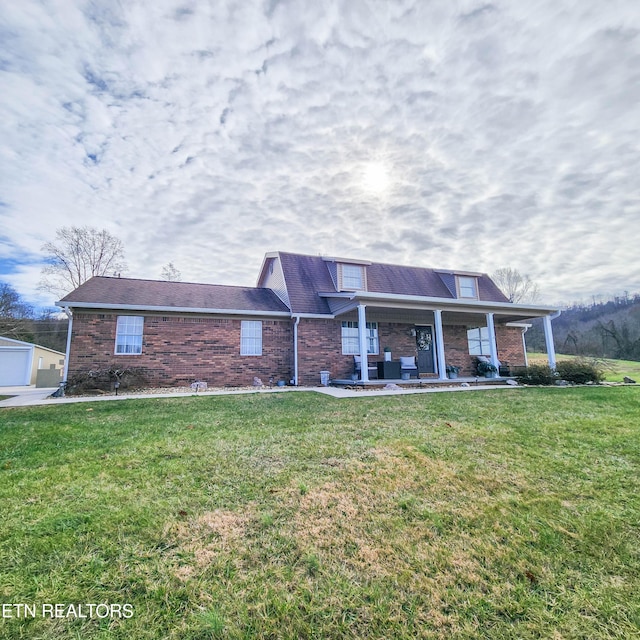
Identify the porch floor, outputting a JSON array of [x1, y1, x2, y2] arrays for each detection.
[[330, 376, 514, 389]]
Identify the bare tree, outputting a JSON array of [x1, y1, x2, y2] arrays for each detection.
[[160, 262, 182, 282], [492, 267, 541, 303], [0, 282, 34, 341], [39, 226, 127, 297]]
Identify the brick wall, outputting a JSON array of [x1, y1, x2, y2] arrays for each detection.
[[296, 318, 346, 385], [296, 318, 527, 382], [496, 324, 527, 368], [69, 312, 293, 387], [68, 312, 527, 388], [441, 324, 526, 375]]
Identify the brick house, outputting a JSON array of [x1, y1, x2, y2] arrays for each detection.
[[56, 251, 560, 387]]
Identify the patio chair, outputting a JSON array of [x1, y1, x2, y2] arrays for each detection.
[[353, 355, 378, 379], [400, 356, 418, 378]]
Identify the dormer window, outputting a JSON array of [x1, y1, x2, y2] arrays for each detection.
[[340, 263, 366, 291], [456, 276, 478, 299]]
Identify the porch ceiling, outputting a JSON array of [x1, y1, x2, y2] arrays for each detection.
[[320, 291, 558, 320]]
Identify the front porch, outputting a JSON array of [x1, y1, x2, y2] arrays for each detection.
[[331, 304, 552, 385], [315, 291, 559, 385]]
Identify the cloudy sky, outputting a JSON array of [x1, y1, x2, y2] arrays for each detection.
[[1, 0, 639, 308]]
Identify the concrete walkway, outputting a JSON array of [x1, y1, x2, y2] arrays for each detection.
[[0, 386, 60, 407], [0, 382, 521, 408]]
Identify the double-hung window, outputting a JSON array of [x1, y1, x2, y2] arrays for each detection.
[[467, 327, 490, 355], [340, 264, 365, 290], [241, 320, 262, 356], [341, 321, 379, 355], [457, 276, 478, 299], [115, 316, 144, 354]]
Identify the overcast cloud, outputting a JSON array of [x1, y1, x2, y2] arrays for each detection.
[[1, 0, 639, 307]]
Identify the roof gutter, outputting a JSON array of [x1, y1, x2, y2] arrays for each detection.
[[54, 301, 291, 318]]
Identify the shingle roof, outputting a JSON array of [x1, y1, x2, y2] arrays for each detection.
[[58, 276, 290, 314], [274, 252, 510, 314], [58, 254, 512, 317], [278, 253, 335, 315]]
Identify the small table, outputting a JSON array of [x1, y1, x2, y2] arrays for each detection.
[[377, 361, 401, 380]]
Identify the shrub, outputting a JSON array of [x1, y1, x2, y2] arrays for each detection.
[[476, 360, 497, 375], [516, 364, 557, 385], [516, 360, 604, 385], [66, 366, 148, 394], [556, 359, 604, 384]]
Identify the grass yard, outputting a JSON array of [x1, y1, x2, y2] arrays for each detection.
[[528, 352, 640, 383], [1, 388, 639, 639]]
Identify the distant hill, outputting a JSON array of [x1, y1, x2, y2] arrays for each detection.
[[525, 294, 640, 361]]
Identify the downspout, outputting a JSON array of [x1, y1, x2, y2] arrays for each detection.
[[543, 310, 562, 370], [293, 316, 300, 386], [521, 325, 529, 367], [62, 306, 73, 383]]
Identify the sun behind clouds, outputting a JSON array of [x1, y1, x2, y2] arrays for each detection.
[[361, 160, 392, 196]]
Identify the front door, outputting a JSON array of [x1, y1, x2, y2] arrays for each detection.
[[415, 326, 435, 374]]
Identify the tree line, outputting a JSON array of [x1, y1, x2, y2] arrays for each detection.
[[526, 293, 640, 361]]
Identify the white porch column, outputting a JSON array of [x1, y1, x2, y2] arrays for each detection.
[[543, 314, 557, 369], [433, 309, 447, 380], [357, 303, 369, 382], [486, 312, 499, 373]]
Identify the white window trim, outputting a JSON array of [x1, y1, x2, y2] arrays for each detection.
[[241, 320, 262, 356], [456, 275, 479, 299], [467, 326, 490, 355], [341, 321, 379, 355], [115, 316, 144, 355], [339, 263, 367, 291]]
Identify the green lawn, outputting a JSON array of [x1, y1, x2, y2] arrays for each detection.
[[1, 389, 639, 639], [528, 352, 640, 382]]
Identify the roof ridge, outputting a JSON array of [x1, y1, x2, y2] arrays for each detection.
[[269, 251, 464, 273], [87, 275, 269, 290]]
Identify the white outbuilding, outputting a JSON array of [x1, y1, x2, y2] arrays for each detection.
[[0, 336, 65, 387]]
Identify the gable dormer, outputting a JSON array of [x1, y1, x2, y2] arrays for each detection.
[[323, 257, 370, 292], [436, 270, 482, 300], [455, 275, 479, 299]]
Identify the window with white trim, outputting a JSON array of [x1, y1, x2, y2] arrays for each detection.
[[457, 276, 478, 299], [467, 327, 490, 355], [241, 320, 262, 356], [340, 264, 365, 290], [115, 316, 144, 354], [341, 321, 379, 355]]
